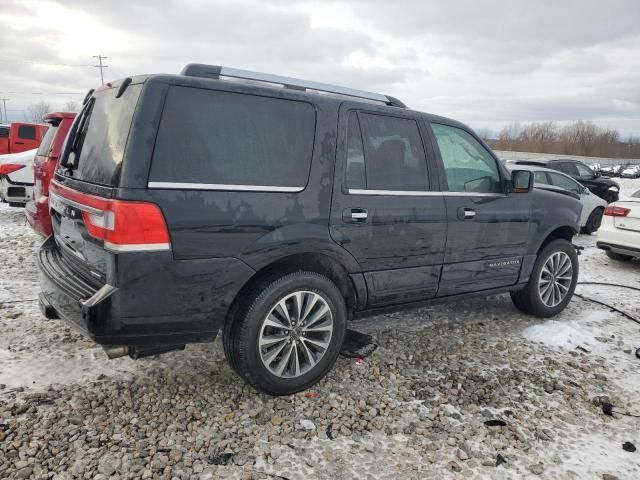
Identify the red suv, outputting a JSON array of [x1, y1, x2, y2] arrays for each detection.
[[25, 112, 76, 236]]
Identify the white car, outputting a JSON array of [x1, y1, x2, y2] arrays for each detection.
[[510, 164, 607, 234], [620, 165, 640, 179], [597, 190, 640, 261], [0, 148, 36, 206]]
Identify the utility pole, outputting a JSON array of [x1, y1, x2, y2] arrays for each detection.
[[93, 54, 109, 85], [0, 98, 8, 122]]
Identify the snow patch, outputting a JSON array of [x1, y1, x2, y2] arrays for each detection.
[[0, 347, 139, 389], [522, 320, 597, 348]]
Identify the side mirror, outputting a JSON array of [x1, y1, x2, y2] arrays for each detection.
[[510, 170, 533, 193], [583, 187, 590, 195]]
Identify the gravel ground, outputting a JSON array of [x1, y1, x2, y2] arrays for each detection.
[[1, 179, 639, 480]]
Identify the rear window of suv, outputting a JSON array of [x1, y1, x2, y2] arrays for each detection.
[[62, 84, 142, 186], [149, 87, 316, 189], [36, 124, 58, 156]]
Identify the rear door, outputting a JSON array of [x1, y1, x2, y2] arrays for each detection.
[[330, 107, 446, 306], [51, 83, 143, 276], [429, 122, 532, 296]]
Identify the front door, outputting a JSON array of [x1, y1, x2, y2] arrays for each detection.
[[429, 123, 533, 296], [330, 107, 447, 306]]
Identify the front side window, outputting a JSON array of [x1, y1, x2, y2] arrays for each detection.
[[548, 172, 582, 194], [432, 123, 501, 193], [575, 163, 594, 179], [151, 87, 316, 188], [347, 112, 428, 191], [18, 125, 36, 140]]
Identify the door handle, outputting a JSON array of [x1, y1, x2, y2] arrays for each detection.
[[15, 141, 24, 145], [458, 207, 476, 220], [343, 208, 368, 223]]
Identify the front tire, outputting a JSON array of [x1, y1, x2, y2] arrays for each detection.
[[511, 239, 578, 318], [225, 271, 346, 396]]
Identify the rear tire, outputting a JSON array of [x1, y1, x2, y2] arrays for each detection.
[[225, 271, 346, 396], [510, 239, 578, 318], [581, 207, 604, 235], [606, 251, 633, 262]]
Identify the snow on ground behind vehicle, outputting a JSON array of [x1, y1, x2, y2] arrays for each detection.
[[0, 178, 638, 479]]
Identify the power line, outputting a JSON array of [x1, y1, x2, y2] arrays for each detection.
[[0, 91, 84, 95], [93, 54, 109, 85], [0, 57, 94, 68]]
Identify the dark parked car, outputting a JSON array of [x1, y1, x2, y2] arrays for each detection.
[[514, 158, 620, 203], [39, 65, 582, 395]]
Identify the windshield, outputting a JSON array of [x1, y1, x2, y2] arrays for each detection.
[[60, 83, 142, 187], [632, 190, 640, 198]]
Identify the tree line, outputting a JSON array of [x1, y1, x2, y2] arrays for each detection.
[[485, 121, 640, 159]]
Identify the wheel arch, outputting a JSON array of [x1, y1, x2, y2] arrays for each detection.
[[225, 252, 360, 330], [536, 225, 576, 254]]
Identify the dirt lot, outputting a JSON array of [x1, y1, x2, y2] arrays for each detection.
[[1, 179, 639, 480]]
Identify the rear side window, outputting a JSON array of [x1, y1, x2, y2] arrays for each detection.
[[0, 126, 8, 138], [432, 123, 501, 193], [36, 125, 58, 156], [345, 112, 428, 191], [150, 87, 316, 189], [18, 125, 36, 140]]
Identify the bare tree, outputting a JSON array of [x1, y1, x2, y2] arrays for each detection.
[[63, 100, 80, 112], [489, 120, 640, 159], [476, 128, 493, 142], [27, 101, 52, 123]]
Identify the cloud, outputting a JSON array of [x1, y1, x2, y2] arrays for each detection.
[[0, 0, 639, 136]]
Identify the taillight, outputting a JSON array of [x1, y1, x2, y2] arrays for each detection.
[[49, 181, 171, 253], [604, 205, 631, 217], [0, 164, 26, 175]]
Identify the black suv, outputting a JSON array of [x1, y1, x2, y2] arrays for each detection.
[[514, 158, 620, 203], [39, 65, 582, 395]]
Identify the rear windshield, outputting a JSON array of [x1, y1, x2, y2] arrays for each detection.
[[150, 86, 316, 188], [36, 124, 58, 156], [62, 83, 142, 186]]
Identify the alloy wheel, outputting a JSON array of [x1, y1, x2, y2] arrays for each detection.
[[258, 291, 334, 378], [538, 251, 573, 307]]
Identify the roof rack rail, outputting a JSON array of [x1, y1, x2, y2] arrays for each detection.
[[180, 64, 407, 108]]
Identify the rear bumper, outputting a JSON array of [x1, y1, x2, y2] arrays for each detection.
[[597, 241, 640, 258], [597, 218, 640, 258], [0, 176, 33, 204], [38, 236, 255, 346], [25, 196, 52, 237]]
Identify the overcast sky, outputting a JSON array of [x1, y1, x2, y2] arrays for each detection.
[[1, 0, 639, 136]]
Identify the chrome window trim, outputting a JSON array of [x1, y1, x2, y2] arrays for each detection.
[[347, 188, 505, 197], [147, 182, 304, 193]]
